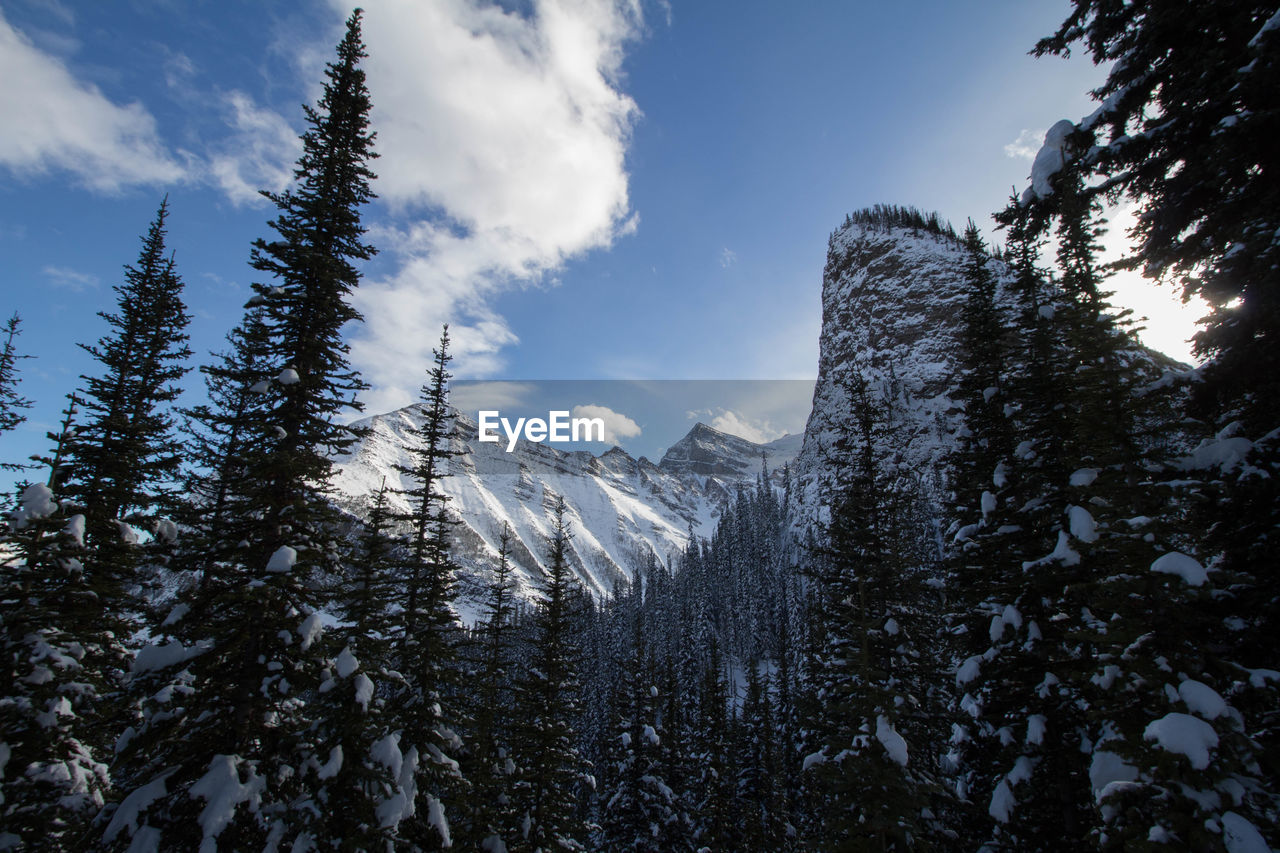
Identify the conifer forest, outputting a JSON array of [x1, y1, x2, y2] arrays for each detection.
[[2, 4, 1279, 851]]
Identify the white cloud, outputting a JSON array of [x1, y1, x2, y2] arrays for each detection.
[[342, 0, 644, 403], [0, 8, 184, 191], [720, 247, 737, 268], [207, 91, 302, 206], [1004, 127, 1044, 161], [704, 408, 785, 445], [43, 265, 98, 291], [572, 404, 641, 445]]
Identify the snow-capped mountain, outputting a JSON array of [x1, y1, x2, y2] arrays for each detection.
[[331, 410, 800, 615]]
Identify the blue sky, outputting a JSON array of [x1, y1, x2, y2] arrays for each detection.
[[0, 0, 1202, 469]]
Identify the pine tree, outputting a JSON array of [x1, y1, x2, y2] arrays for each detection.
[[1033, 12, 1280, 837], [467, 524, 523, 850], [389, 325, 464, 850], [0, 396, 116, 849], [66, 198, 192, 548], [0, 313, 34, 473], [104, 13, 381, 849], [801, 369, 940, 850], [515, 497, 591, 851]]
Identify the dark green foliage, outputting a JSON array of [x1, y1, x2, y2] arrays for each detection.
[[844, 204, 959, 243], [0, 397, 119, 849], [66, 199, 191, 546], [0, 313, 34, 472], [104, 13, 384, 849], [514, 496, 592, 850]]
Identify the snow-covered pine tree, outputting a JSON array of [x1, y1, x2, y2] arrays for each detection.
[[948, 191, 1101, 849], [602, 617, 681, 851], [687, 637, 734, 850], [388, 325, 464, 849], [800, 368, 941, 850], [514, 496, 592, 851], [1032, 11, 1280, 841], [465, 524, 523, 851], [0, 396, 115, 848], [103, 13, 380, 849], [735, 659, 787, 850]]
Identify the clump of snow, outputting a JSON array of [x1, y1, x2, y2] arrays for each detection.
[[1023, 119, 1077, 203], [992, 461, 1008, 488], [1150, 552, 1208, 587], [276, 368, 300, 385], [354, 674, 374, 711], [1222, 811, 1271, 853], [1023, 530, 1080, 570], [802, 748, 827, 771], [1178, 680, 1228, 719], [11, 482, 58, 529], [426, 794, 451, 848], [161, 603, 190, 627], [1069, 468, 1098, 487], [989, 780, 1015, 823], [248, 380, 271, 394], [956, 655, 983, 686], [297, 613, 323, 652], [1089, 751, 1138, 801], [1180, 435, 1254, 473], [63, 514, 86, 546], [102, 769, 176, 844], [643, 724, 660, 746], [1026, 715, 1046, 745], [265, 546, 297, 574], [334, 647, 359, 679], [317, 746, 343, 780], [884, 617, 899, 636], [1249, 8, 1280, 46], [980, 491, 997, 518], [875, 716, 908, 766], [133, 640, 209, 674], [189, 755, 264, 849], [1143, 712, 1218, 769], [1067, 506, 1098, 543]]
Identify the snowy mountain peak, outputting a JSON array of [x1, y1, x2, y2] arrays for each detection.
[[331, 407, 799, 614]]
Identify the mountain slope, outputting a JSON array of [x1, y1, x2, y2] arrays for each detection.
[[331, 411, 799, 614]]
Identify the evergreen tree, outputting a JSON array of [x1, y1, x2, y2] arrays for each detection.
[[515, 497, 591, 851], [801, 369, 941, 850], [1033, 14, 1280, 831], [0, 396, 117, 849], [66, 198, 192, 547], [0, 313, 34, 472], [467, 524, 523, 850], [104, 13, 382, 849], [389, 326, 464, 849]]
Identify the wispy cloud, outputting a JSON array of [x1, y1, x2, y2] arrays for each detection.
[[0, 8, 185, 191], [1004, 127, 1045, 161], [342, 0, 645, 413], [720, 247, 737, 268], [43, 265, 99, 291], [207, 91, 301, 206]]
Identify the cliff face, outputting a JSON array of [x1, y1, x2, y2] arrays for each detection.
[[788, 220, 1016, 522]]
